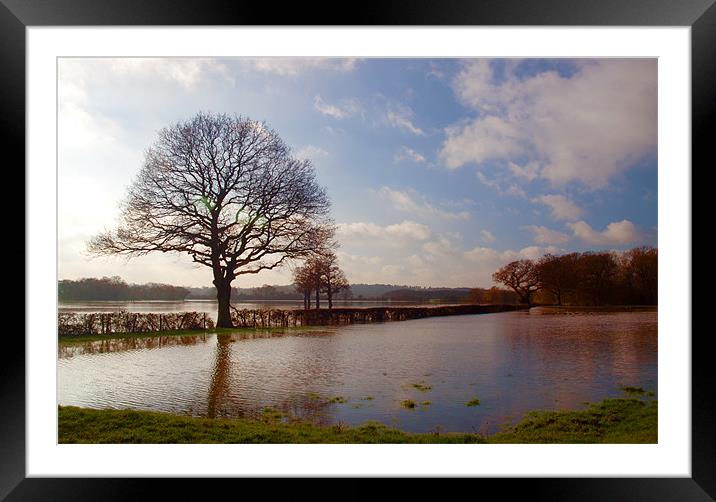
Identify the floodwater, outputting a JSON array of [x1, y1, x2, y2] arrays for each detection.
[[58, 307, 657, 434], [58, 299, 430, 315]]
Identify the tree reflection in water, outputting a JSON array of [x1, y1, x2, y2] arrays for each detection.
[[58, 334, 209, 358], [207, 335, 233, 418]]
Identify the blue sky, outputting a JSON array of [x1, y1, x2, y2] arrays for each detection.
[[58, 57, 657, 288]]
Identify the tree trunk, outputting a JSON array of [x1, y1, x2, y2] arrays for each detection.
[[524, 290, 532, 307], [327, 285, 333, 310], [315, 285, 320, 309], [215, 281, 233, 328]]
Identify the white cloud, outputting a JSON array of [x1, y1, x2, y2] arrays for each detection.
[[314, 96, 346, 118], [463, 245, 561, 265], [337, 230, 565, 288], [378, 187, 471, 221], [384, 102, 425, 136], [246, 57, 358, 76], [480, 230, 496, 243], [294, 145, 329, 161], [524, 225, 571, 245], [532, 194, 584, 221], [422, 234, 459, 256], [508, 161, 540, 182], [441, 116, 523, 169], [568, 219, 642, 246], [426, 63, 447, 80], [337, 220, 433, 244], [440, 59, 657, 188], [476, 172, 527, 199], [381, 264, 405, 276], [314, 94, 424, 136], [60, 58, 232, 93], [394, 146, 426, 164], [313, 95, 362, 119], [406, 254, 427, 268]]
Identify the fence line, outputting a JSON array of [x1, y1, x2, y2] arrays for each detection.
[[58, 304, 524, 337]]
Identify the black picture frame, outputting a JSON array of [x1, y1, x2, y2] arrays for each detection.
[[4, 0, 711, 498]]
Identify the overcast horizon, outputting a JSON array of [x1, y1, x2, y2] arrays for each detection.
[[59, 57, 657, 289]]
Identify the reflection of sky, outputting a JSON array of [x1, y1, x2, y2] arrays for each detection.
[[59, 58, 657, 288], [58, 310, 657, 434]]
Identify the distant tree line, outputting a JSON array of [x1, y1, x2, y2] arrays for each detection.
[[59, 277, 522, 304], [463, 287, 521, 304], [492, 247, 658, 307], [381, 288, 470, 303], [58, 276, 189, 301], [183, 283, 465, 301]]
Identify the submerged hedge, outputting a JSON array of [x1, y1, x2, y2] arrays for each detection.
[[58, 311, 214, 337], [58, 304, 524, 337]]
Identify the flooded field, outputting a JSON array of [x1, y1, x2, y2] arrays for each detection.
[[58, 307, 657, 434]]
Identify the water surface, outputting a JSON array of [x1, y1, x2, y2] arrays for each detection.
[[58, 299, 433, 315], [58, 307, 657, 434]]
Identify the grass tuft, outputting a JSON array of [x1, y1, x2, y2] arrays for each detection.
[[411, 382, 432, 392], [620, 386, 646, 395]]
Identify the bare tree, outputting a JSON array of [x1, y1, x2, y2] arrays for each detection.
[[319, 251, 350, 310], [89, 112, 332, 327], [292, 248, 348, 310], [293, 263, 315, 310], [492, 260, 541, 306]]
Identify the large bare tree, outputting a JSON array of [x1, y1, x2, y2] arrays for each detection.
[[89, 112, 332, 327]]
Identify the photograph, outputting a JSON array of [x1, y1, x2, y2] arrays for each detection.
[[56, 56, 659, 445]]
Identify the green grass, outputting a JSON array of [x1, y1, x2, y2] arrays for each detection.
[[58, 325, 324, 345], [58, 407, 484, 444], [489, 398, 657, 443], [400, 400, 417, 409], [260, 406, 286, 421], [58, 397, 656, 444], [466, 398, 481, 407], [410, 382, 432, 392]]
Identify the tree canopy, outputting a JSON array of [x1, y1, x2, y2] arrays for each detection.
[[89, 112, 333, 326]]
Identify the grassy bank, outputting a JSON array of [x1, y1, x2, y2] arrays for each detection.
[[58, 325, 323, 345], [489, 397, 657, 443], [58, 397, 656, 444]]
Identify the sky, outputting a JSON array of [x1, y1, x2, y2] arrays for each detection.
[[58, 57, 657, 289]]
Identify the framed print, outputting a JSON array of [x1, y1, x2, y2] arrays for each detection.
[[5, 0, 713, 498]]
